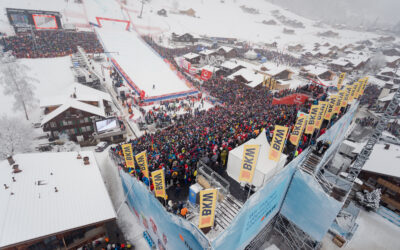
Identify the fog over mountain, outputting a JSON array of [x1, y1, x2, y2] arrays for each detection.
[[266, 0, 400, 29]]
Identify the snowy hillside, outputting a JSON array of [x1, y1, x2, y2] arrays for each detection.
[[110, 0, 383, 48]]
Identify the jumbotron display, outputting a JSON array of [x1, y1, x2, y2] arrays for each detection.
[[6, 8, 62, 32]]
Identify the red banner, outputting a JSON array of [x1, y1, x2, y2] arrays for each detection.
[[200, 69, 212, 81], [272, 93, 309, 105]]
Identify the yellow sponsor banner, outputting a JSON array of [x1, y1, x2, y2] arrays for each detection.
[[355, 79, 365, 99], [135, 151, 149, 178], [337, 72, 346, 90], [324, 96, 337, 121], [334, 91, 345, 113], [269, 125, 289, 162], [121, 144, 135, 168], [239, 145, 260, 183], [349, 82, 359, 101], [289, 113, 307, 146], [151, 169, 166, 199], [305, 105, 321, 134], [341, 85, 352, 107], [199, 189, 218, 228], [314, 101, 328, 129]]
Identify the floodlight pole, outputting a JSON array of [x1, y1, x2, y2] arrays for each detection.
[[138, 0, 145, 19]]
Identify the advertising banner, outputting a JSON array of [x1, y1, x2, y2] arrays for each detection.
[[289, 113, 307, 146], [120, 171, 209, 250], [337, 72, 346, 90], [272, 93, 309, 105], [136, 151, 149, 178], [324, 96, 337, 121], [334, 90, 345, 113], [239, 145, 261, 183], [269, 126, 289, 161], [121, 144, 135, 168], [151, 169, 166, 199], [199, 189, 218, 228], [305, 105, 320, 134], [314, 101, 328, 130]]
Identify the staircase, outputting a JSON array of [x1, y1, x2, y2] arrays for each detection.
[[214, 194, 243, 230], [301, 149, 333, 194]]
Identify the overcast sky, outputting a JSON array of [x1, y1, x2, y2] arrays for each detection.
[[267, 0, 400, 27]]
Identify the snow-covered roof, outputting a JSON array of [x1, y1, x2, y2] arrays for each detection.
[[218, 46, 234, 53], [259, 62, 295, 76], [0, 152, 116, 248], [199, 49, 216, 56], [330, 58, 352, 67], [220, 60, 241, 70], [379, 92, 395, 102], [362, 143, 400, 178], [183, 52, 200, 60], [385, 56, 400, 64], [302, 65, 331, 76], [228, 68, 265, 88], [200, 65, 218, 72], [41, 98, 106, 126], [40, 83, 111, 108]]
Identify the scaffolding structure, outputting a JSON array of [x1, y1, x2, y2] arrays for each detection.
[[346, 73, 400, 183], [274, 214, 320, 250]]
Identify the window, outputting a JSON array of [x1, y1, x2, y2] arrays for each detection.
[[81, 126, 87, 132], [67, 120, 73, 125], [80, 119, 85, 124], [53, 131, 59, 137], [86, 126, 92, 132], [84, 117, 90, 123], [50, 122, 57, 128]]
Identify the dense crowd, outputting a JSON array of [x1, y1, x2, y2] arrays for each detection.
[[109, 36, 346, 206], [1, 30, 103, 58]]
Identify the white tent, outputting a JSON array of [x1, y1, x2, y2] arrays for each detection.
[[226, 131, 287, 190]]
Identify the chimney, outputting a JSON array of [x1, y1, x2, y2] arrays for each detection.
[[7, 155, 15, 166], [4, 184, 8, 189], [12, 177, 16, 182], [77, 153, 82, 159], [55, 187, 58, 193], [83, 156, 90, 165], [384, 144, 390, 150], [12, 164, 22, 174]]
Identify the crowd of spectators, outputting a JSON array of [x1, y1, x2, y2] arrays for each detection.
[[109, 36, 347, 207], [1, 30, 103, 58]]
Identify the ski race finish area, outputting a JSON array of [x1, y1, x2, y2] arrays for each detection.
[[95, 19, 198, 103]]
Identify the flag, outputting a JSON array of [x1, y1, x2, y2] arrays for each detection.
[[324, 96, 337, 121], [337, 72, 346, 90], [199, 189, 218, 228], [122, 144, 135, 168], [151, 169, 166, 199], [289, 113, 307, 146], [349, 82, 359, 101], [334, 91, 345, 113], [341, 85, 352, 107], [269, 125, 289, 162], [238, 145, 260, 183], [305, 105, 321, 134], [200, 69, 212, 81], [314, 101, 328, 129], [136, 151, 149, 178]]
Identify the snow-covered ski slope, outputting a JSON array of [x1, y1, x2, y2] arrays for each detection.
[[95, 21, 193, 97], [115, 0, 385, 48]]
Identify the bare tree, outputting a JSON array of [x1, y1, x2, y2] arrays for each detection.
[[0, 49, 38, 120], [0, 115, 36, 159]]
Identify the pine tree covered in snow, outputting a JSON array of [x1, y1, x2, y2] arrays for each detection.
[[0, 49, 38, 120], [0, 115, 36, 160]]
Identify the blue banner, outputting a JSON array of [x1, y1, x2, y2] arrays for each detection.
[[120, 170, 209, 250]]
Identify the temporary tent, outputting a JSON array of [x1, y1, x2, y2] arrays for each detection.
[[226, 131, 287, 190]]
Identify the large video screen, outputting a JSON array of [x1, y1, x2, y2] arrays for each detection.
[[9, 13, 30, 26], [95, 118, 118, 133], [32, 14, 58, 29]]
